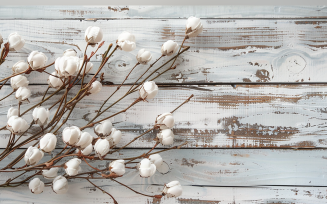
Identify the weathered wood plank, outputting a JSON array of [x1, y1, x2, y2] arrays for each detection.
[[1, 84, 327, 149], [2, 149, 327, 186], [1, 185, 327, 204], [2, 19, 327, 84], [1, 6, 327, 19]]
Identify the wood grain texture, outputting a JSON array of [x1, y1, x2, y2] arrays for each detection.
[[2, 149, 327, 187], [1, 5, 327, 204], [1, 84, 327, 149], [1, 6, 327, 19], [2, 185, 327, 204], [2, 19, 327, 84]]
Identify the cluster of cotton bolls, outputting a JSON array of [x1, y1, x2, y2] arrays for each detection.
[[136, 112, 176, 179], [5, 33, 51, 135], [61, 120, 123, 159], [4, 16, 204, 199], [25, 120, 123, 194]]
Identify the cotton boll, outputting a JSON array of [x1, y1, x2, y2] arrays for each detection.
[[27, 51, 48, 70], [85, 26, 103, 45], [39, 133, 57, 153], [10, 75, 29, 90], [62, 126, 82, 146], [162, 181, 183, 198], [12, 60, 29, 74], [24, 146, 44, 166], [157, 129, 174, 145], [52, 175, 68, 194], [29, 178, 44, 194], [138, 158, 156, 178], [156, 112, 175, 130], [139, 81, 158, 100], [117, 31, 136, 52], [8, 32, 25, 51], [161, 40, 179, 56]]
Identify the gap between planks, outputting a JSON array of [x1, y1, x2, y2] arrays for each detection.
[[2, 147, 327, 150], [5, 82, 327, 87], [2, 18, 327, 21]]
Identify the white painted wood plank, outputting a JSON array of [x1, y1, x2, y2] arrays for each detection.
[[1, 185, 327, 204], [1, 19, 327, 84], [1, 6, 327, 19], [1, 85, 327, 149], [2, 149, 327, 186]]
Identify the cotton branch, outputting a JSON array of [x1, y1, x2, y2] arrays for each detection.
[[0, 16, 203, 201]]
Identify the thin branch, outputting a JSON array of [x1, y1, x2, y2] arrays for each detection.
[[110, 178, 161, 198], [20, 87, 63, 116], [87, 179, 118, 204], [110, 127, 155, 154], [171, 94, 194, 113], [98, 62, 140, 112], [82, 157, 101, 171], [81, 97, 142, 130], [127, 55, 163, 93], [0, 78, 9, 89], [0, 90, 14, 101], [86, 47, 190, 126], [41, 86, 50, 101]]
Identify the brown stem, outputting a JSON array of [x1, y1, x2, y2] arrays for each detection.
[[0, 43, 10, 66], [145, 141, 159, 155], [38, 61, 55, 70], [71, 55, 87, 87], [0, 133, 14, 158], [46, 145, 68, 163], [171, 94, 194, 113], [101, 43, 113, 65], [52, 103, 77, 134], [148, 49, 189, 83], [81, 97, 142, 130], [1, 140, 39, 168], [10, 122, 33, 148], [125, 142, 159, 165], [91, 45, 118, 81], [20, 87, 63, 116], [17, 101, 21, 117], [98, 62, 140, 113], [121, 141, 188, 165], [131, 47, 190, 95], [41, 86, 50, 101], [150, 141, 188, 155], [87, 41, 105, 61], [80, 59, 88, 89], [110, 127, 155, 154], [88, 48, 189, 125], [0, 78, 9, 90], [0, 62, 56, 83], [48, 97, 63, 110], [0, 90, 14, 101], [48, 89, 68, 125], [82, 157, 101, 171], [110, 178, 160, 198], [87, 179, 118, 204], [127, 55, 163, 93], [42, 70, 60, 78]]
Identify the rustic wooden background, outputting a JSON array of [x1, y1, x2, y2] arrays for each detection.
[[1, 5, 327, 204]]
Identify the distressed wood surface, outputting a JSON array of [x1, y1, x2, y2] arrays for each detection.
[[1, 19, 327, 84], [1, 6, 327, 19], [1, 84, 327, 149], [1, 5, 327, 204], [2, 149, 327, 186], [2, 185, 327, 204]]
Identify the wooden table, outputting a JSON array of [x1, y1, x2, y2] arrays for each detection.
[[1, 5, 327, 203]]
